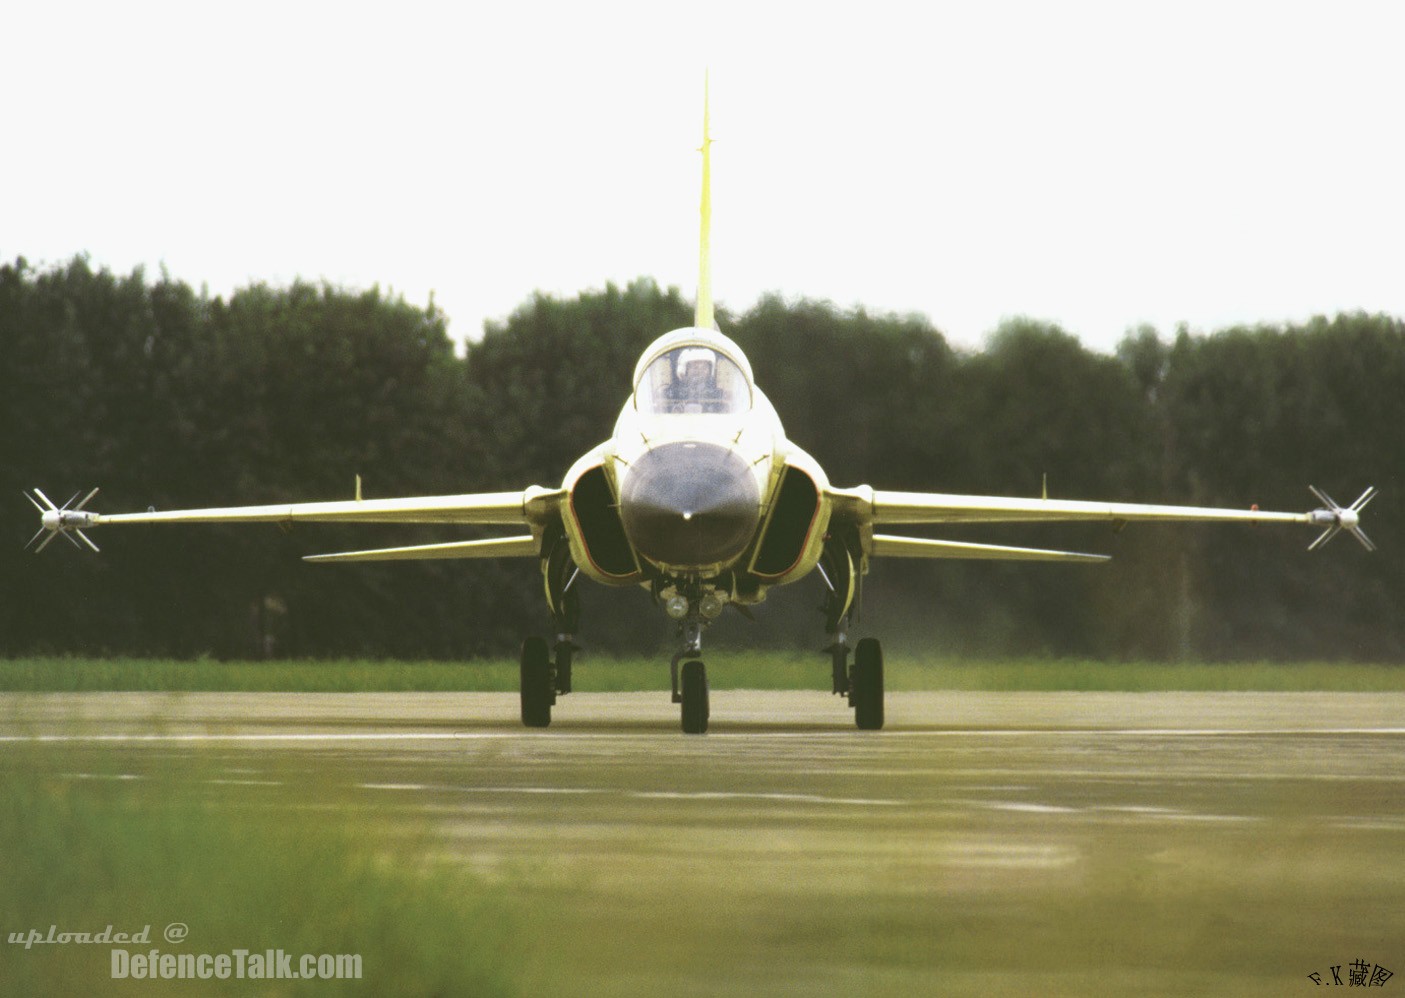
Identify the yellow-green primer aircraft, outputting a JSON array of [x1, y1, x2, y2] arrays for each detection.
[[29, 90, 1376, 733]]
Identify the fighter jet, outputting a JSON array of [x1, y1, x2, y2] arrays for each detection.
[[28, 91, 1375, 733]]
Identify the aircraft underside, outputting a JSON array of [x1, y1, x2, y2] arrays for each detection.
[[536, 490, 877, 733]]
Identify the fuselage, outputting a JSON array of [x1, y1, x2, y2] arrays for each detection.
[[557, 327, 834, 605]]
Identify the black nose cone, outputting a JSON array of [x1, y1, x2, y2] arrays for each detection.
[[619, 442, 761, 568]]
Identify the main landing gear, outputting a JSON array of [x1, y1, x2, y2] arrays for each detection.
[[522, 528, 581, 728], [829, 635, 885, 731], [519, 636, 576, 729], [820, 532, 884, 731]]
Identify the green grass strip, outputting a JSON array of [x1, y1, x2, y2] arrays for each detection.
[[1, 654, 1403, 693], [0, 758, 519, 996]]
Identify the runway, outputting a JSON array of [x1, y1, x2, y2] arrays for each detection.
[[4, 690, 1404, 995]]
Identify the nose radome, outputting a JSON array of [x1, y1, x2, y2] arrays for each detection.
[[619, 442, 761, 569]]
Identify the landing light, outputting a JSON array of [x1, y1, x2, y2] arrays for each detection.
[[665, 595, 691, 619], [698, 593, 726, 619]]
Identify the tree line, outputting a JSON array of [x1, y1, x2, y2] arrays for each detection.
[[2, 256, 1400, 662]]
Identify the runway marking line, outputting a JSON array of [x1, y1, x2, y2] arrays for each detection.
[[635, 790, 901, 806], [360, 783, 903, 806], [2, 727, 1403, 743]]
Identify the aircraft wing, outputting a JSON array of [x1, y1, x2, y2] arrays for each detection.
[[826, 485, 1377, 553], [25, 486, 564, 554]]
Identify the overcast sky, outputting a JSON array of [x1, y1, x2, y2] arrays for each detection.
[[6, 1, 1402, 354]]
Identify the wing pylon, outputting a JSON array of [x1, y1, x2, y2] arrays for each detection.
[[871, 535, 1109, 563], [304, 536, 539, 564]]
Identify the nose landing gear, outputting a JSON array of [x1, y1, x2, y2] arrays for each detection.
[[670, 614, 710, 734]]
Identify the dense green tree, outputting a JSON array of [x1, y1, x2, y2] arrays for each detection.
[[1, 260, 492, 657], [2, 257, 1400, 661], [734, 296, 959, 490], [1150, 316, 1405, 659]]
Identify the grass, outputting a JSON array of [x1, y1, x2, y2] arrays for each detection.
[[1, 653, 1403, 692], [0, 751, 521, 997]]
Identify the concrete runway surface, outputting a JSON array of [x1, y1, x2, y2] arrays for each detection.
[[4, 690, 1404, 995]]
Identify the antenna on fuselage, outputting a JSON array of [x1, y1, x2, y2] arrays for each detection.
[[695, 72, 715, 330]]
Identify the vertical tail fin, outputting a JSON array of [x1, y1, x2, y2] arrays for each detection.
[[695, 73, 715, 330]]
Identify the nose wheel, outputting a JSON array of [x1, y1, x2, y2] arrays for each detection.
[[667, 613, 710, 734], [679, 659, 710, 734]]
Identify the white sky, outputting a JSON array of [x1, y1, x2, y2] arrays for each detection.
[[5, 1, 1402, 354]]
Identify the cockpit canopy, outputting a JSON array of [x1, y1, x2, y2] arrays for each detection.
[[633, 329, 753, 416]]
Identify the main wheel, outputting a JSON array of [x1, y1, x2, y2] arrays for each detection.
[[851, 638, 884, 731], [520, 637, 554, 728], [680, 659, 709, 735]]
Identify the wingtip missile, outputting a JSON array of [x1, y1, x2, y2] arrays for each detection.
[[1307, 485, 1377, 551], [26, 487, 101, 554]]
